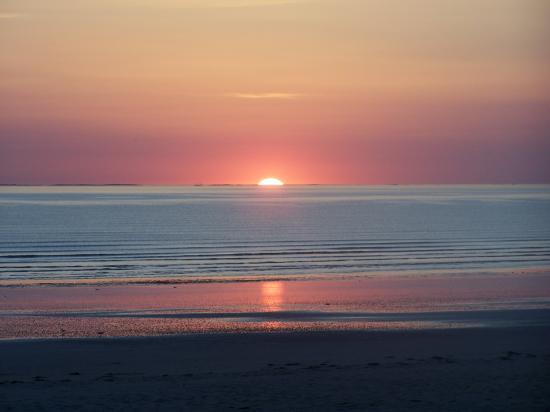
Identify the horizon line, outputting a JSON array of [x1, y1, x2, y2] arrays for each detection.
[[1, 183, 549, 187]]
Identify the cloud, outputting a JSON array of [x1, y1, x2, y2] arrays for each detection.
[[182, 0, 310, 8], [228, 92, 304, 99], [0, 12, 24, 19]]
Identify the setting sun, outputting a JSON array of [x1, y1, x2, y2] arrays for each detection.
[[258, 177, 284, 186]]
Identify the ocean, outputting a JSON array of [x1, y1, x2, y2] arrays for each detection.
[[1, 185, 549, 284]]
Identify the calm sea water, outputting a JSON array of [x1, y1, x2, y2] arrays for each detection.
[[1, 185, 549, 284]]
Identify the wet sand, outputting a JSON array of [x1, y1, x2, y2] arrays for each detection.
[[1, 271, 550, 338], [1, 327, 550, 411]]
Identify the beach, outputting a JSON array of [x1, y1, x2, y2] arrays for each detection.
[[1, 271, 550, 410], [2, 327, 549, 411]]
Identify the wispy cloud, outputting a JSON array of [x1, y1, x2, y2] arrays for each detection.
[[0, 12, 24, 19], [185, 0, 310, 8], [228, 92, 304, 99]]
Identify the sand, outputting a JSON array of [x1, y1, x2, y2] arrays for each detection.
[[1, 272, 550, 338], [1, 272, 550, 410], [1, 327, 549, 411]]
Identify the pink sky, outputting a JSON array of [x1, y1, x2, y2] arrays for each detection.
[[1, 0, 549, 184]]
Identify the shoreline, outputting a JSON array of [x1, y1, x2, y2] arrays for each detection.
[[1, 266, 548, 288]]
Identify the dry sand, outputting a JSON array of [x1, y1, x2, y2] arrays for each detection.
[[1, 326, 549, 411]]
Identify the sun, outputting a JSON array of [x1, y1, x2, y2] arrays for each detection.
[[258, 177, 284, 186]]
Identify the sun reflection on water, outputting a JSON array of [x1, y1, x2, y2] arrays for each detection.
[[261, 281, 284, 311]]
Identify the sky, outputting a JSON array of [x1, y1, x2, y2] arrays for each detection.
[[1, 0, 549, 184]]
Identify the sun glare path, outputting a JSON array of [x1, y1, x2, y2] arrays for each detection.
[[258, 177, 284, 186]]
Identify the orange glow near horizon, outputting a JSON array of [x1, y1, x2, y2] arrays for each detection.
[[258, 177, 284, 186]]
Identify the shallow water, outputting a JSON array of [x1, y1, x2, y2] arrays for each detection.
[[1, 185, 549, 284]]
